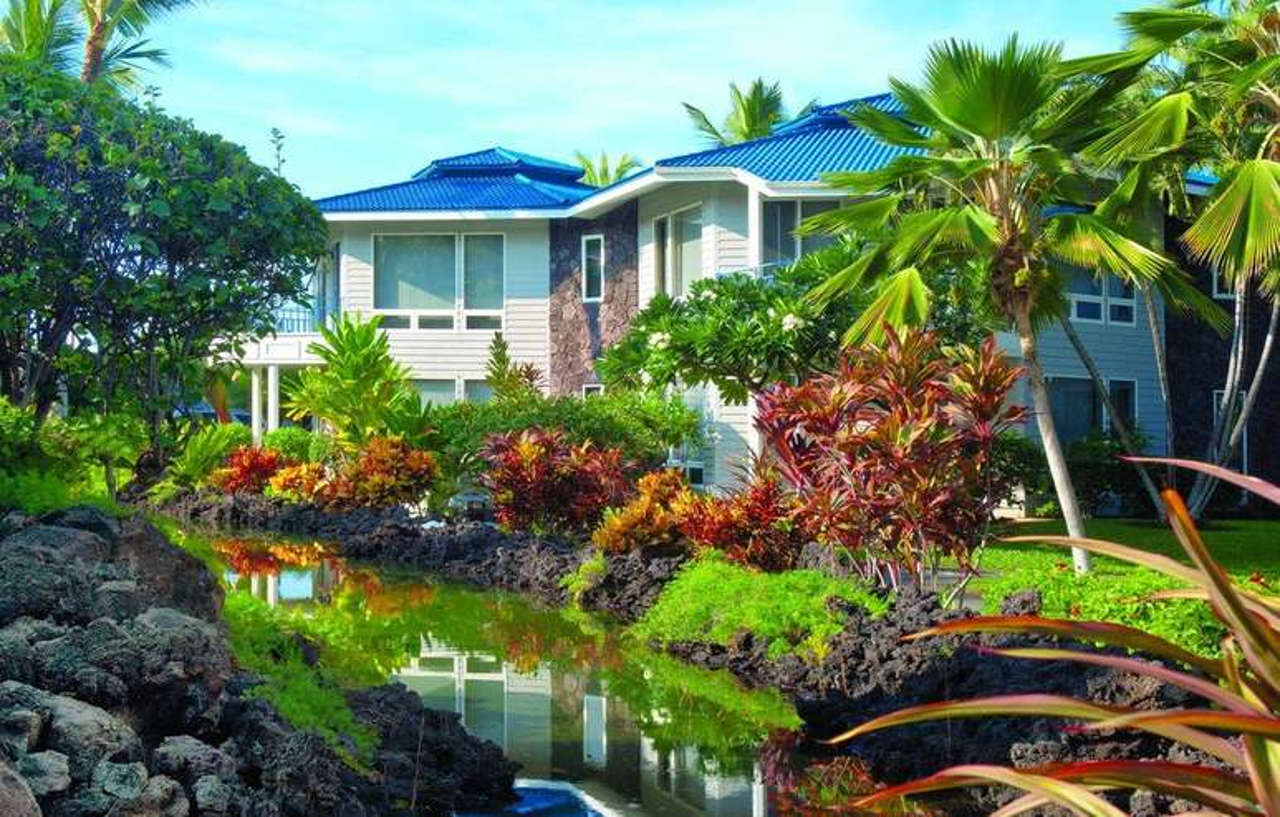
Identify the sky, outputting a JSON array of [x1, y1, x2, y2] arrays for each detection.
[[140, 0, 1138, 199]]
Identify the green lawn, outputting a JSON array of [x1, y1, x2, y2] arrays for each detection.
[[967, 517, 1278, 656]]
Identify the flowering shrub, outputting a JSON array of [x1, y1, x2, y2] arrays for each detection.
[[675, 467, 809, 572], [755, 328, 1024, 586], [209, 446, 289, 494], [592, 469, 692, 555], [267, 462, 328, 504], [328, 435, 439, 509], [480, 428, 633, 535]]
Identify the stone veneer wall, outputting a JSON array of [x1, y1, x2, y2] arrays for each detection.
[[547, 200, 639, 395]]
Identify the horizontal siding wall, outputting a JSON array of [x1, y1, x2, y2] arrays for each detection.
[[336, 219, 550, 385]]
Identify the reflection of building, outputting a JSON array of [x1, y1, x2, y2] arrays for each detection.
[[232, 560, 341, 607], [395, 639, 767, 817]]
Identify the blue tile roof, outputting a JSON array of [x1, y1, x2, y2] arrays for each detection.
[[316, 147, 593, 213], [655, 93, 916, 181]]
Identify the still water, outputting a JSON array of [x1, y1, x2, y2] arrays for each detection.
[[209, 535, 838, 817]]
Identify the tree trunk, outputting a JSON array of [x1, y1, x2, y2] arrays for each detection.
[[1143, 290, 1176, 484], [1058, 314, 1164, 515], [1015, 306, 1090, 572], [1189, 278, 1248, 514], [81, 19, 107, 83]]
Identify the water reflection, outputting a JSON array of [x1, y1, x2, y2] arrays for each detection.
[[212, 536, 797, 817]]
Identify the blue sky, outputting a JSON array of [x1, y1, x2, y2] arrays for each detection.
[[142, 0, 1136, 198]]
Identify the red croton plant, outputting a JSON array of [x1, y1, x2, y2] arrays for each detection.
[[755, 328, 1025, 587], [480, 427, 634, 536], [829, 459, 1280, 817]]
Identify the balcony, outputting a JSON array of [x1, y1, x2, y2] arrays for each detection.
[[272, 304, 324, 335]]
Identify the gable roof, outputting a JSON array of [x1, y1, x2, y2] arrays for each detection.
[[654, 93, 915, 182], [315, 147, 594, 213]]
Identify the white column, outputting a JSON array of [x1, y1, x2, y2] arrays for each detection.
[[266, 364, 280, 433], [250, 366, 263, 445], [265, 573, 279, 607], [746, 185, 762, 271]]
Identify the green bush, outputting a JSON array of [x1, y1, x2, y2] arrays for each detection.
[[262, 426, 315, 463], [0, 397, 37, 467], [631, 554, 889, 660], [1065, 432, 1154, 516], [168, 423, 252, 487], [0, 468, 120, 516], [307, 432, 337, 465]]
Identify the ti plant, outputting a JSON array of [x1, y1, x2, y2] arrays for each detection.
[[828, 457, 1280, 817]]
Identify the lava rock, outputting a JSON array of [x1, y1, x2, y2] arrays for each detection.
[[0, 760, 40, 817], [151, 736, 237, 788], [0, 681, 144, 781], [18, 749, 71, 796], [41, 506, 123, 544]]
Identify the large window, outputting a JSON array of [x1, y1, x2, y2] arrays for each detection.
[[653, 217, 668, 296], [1048, 376, 1137, 444], [413, 379, 457, 406], [762, 199, 839, 266], [1065, 268, 1136, 326], [582, 234, 604, 302], [373, 233, 504, 330]]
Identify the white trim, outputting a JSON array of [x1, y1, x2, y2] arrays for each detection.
[[1211, 269, 1235, 300], [651, 202, 704, 298], [369, 231, 506, 333], [580, 233, 605, 303], [328, 208, 567, 222], [582, 383, 604, 397]]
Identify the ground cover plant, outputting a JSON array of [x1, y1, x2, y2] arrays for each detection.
[[831, 459, 1280, 817], [632, 554, 890, 660]]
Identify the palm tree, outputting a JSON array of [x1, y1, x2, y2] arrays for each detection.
[[802, 37, 1215, 571], [683, 78, 813, 146], [0, 0, 191, 88], [1065, 0, 1279, 516], [573, 151, 642, 187]]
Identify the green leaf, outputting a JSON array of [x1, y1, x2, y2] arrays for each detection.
[[853, 764, 1129, 817], [794, 193, 900, 235], [1181, 160, 1280, 278], [1084, 92, 1193, 167], [845, 103, 932, 148], [1119, 7, 1222, 45], [843, 267, 932, 346], [1046, 212, 1176, 285]]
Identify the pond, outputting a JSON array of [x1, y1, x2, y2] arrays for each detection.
[[208, 534, 862, 817]]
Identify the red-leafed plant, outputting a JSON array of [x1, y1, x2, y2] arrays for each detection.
[[210, 446, 290, 494], [828, 460, 1280, 817], [755, 328, 1024, 587], [480, 427, 633, 535], [337, 435, 439, 509], [592, 468, 693, 555], [675, 466, 809, 572], [267, 462, 328, 504]]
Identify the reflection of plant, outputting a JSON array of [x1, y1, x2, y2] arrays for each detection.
[[829, 459, 1280, 817], [592, 469, 692, 555], [676, 466, 808, 572], [763, 731, 937, 816], [212, 537, 334, 575], [209, 446, 289, 494], [480, 428, 633, 535], [757, 330, 1023, 587]]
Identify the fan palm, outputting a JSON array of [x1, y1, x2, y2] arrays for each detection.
[[802, 36, 1217, 569], [1064, 0, 1279, 516], [683, 78, 813, 146], [573, 150, 642, 187]]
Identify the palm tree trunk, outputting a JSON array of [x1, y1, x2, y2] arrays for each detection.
[[80, 19, 107, 82], [1015, 307, 1090, 573], [1143, 290, 1176, 484], [1057, 314, 1163, 514], [1189, 278, 1248, 514]]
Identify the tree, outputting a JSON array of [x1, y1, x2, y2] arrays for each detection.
[[683, 78, 814, 146], [0, 0, 192, 88], [804, 37, 1215, 572], [573, 150, 641, 187], [1065, 0, 1279, 515], [0, 58, 326, 464]]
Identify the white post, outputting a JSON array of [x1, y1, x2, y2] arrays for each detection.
[[265, 572, 279, 607], [266, 364, 280, 433], [250, 367, 263, 445], [746, 185, 762, 271]]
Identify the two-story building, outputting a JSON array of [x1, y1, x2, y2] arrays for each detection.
[[235, 94, 1185, 492]]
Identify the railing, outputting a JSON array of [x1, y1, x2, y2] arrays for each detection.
[[714, 262, 787, 281], [272, 304, 323, 334]]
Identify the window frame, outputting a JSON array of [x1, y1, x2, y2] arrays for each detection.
[[1211, 268, 1235, 300], [369, 231, 506, 332], [581, 383, 604, 398], [1066, 272, 1137, 327], [760, 197, 842, 268], [1104, 377, 1138, 433], [650, 202, 703, 300], [581, 233, 605, 304]]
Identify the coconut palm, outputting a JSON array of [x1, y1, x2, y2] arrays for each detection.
[[0, 0, 77, 71], [683, 78, 813, 146], [802, 36, 1217, 571], [1065, 0, 1279, 516], [573, 151, 642, 187]]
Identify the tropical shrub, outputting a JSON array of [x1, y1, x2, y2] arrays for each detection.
[[325, 436, 439, 509], [210, 446, 289, 494], [306, 432, 338, 466], [168, 423, 253, 487], [756, 329, 1024, 586], [676, 467, 809, 572], [480, 428, 633, 535], [832, 459, 1280, 817], [0, 397, 37, 466], [262, 426, 316, 464], [1065, 431, 1155, 517], [592, 469, 693, 555], [484, 332, 543, 400], [266, 462, 328, 504]]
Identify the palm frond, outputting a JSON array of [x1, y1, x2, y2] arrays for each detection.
[[921, 35, 1062, 142], [1181, 159, 1280, 279], [1119, 7, 1222, 46], [1085, 91, 1195, 167], [845, 102, 931, 148], [793, 194, 901, 236], [842, 266, 932, 346], [1046, 212, 1178, 286], [682, 102, 726, 146], [1, 0, 79, 71]]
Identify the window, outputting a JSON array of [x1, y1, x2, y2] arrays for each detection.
[[1212, 389, 1248, 473], [671, 206, 702, 297], [653, 217, 668, 296], [413, 379, 457, 406], [1047, 376, 1138, 444], [372, 233, 504, 331], [667, 384, 708, 486], [1065, 268, 1136, 326], [582, 383, 604, 397], [582, 235, 604, 302], [762, 199, 840, 266], [1211, 269, 1235, 300], [464, 379, 494, 403]]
